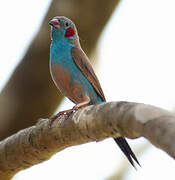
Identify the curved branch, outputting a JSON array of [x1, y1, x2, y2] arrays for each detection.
[[0, 101, 174, 179]]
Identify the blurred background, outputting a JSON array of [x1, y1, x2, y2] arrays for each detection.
[[0, 0, 175, 179]]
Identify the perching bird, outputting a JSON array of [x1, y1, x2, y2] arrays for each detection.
[[49, 16, 140, 168]]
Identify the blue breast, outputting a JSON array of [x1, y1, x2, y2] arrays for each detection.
[[50, 39, 102, 104]]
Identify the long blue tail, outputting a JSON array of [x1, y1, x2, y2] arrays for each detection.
[[114, 137, 140, 168], [96, 98, 140, 168]]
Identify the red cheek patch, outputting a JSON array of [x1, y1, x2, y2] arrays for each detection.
[[65, 27, 75, 38]]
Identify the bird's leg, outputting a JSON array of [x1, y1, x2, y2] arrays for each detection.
[[72, 96, 90, 111], [49, 109, 73, 127], [49, 96, 90, 127]]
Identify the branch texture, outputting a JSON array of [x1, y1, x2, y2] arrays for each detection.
[[0, 101, 174, 179]]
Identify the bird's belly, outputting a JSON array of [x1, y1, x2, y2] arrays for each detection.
[[50, 65, 86, 104]]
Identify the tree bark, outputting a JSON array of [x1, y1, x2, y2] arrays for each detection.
[[0, 101, 174, 179]]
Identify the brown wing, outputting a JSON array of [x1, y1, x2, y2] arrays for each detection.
[[71, 47, 106, 101]]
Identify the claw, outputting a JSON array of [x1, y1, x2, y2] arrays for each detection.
[[72, 105, 79, 111], [49, 109, 73, 127], [49, 98, 90, 127]]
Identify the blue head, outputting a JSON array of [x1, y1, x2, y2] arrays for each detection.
[[49, 16, 78, 43]]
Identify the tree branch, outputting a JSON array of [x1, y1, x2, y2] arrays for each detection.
[[0, 101, 174, 179]]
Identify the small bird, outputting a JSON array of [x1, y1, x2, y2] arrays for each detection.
[[49, 16, 140, 168]]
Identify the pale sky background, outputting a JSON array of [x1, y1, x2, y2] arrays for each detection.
[[0, 0, 175, 179]]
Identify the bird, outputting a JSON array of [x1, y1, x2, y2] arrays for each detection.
[[49, 16, 140, 168]]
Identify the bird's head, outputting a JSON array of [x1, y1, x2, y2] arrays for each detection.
[[49, 16, 77, 42]]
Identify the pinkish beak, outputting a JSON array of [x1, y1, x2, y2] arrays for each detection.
[[49, 18, 60, 28]]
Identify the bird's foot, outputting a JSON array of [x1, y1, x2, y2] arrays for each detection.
[[72, 105, 79, 111], [49, 104, 87, 127], [73, 96, 90, 110], [49, 109, 73, 127], [72, 102, 88, 111]]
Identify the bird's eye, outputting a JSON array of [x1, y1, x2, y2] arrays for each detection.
[[65, 22, 69, 27]]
